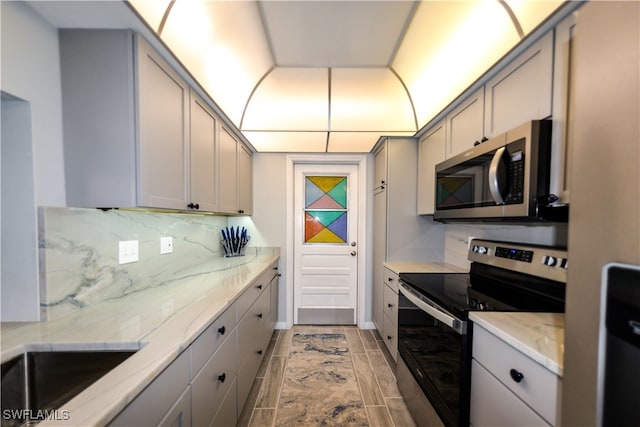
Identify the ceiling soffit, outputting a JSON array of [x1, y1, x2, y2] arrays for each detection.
[[258, 0, 418, 67], [126, 0, 564, 152]]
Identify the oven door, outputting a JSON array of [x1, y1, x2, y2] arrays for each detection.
[[398, 283, 472, 427]]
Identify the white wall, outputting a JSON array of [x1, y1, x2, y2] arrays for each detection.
[[1, 1, 66, 206], [229, 153, 289, 325]]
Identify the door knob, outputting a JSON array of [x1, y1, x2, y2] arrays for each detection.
[[351, 241, 357, 247], [350, 251, 357, 256]]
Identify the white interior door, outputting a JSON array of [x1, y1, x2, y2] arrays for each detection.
[[293, 163, 359, 325]]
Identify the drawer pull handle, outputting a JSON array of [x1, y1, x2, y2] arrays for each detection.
[[510, 369, 524, 383], [257, 313, 263, 319], [257, 349, 263, 356], [218, 326, 226, 335], [218, 373, 226, 383]]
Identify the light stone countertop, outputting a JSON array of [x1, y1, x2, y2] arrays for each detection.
[[383, 261, 467, 275], [1, 248, 280, 426], [469, 312, 565, 377]]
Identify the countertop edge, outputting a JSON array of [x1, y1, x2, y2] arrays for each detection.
[[469, 312, 564, 377], [4, 252, 280, 427]]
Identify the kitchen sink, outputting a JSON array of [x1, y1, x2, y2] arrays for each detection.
[[1, 350, 136, 427]]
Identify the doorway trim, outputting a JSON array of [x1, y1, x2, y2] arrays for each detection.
[[285, 154, 369, 329]]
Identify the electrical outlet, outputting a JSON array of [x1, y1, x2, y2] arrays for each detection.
[[160, 236, 173, 254], [119, 240, 139, 264]]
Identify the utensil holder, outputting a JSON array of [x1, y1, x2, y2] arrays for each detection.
[[221, 236, 250, 257]]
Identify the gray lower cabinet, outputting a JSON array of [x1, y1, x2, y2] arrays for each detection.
[[191, 328, 238, 427], [109, 260, 279, 426], [109, 350, 191, 426]]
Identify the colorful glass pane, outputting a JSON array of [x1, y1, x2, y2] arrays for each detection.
[[304, 175, 348, 243]]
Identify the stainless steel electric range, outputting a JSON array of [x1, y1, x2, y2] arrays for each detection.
[[397, 239, 568, 427]]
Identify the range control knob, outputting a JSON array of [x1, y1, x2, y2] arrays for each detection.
[[477, 246, 488, 255], [542, 256, 557, 266]]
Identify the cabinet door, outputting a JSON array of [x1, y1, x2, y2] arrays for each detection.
[[110, 350, 190, 426], [374, 142, 388, 194], [372, 185, 387, 333], [417, 121, 446, 215], [137, 37, 189, 210], [484, 31, 554, 137], [447, 88, 484, 157], [237, 143, 253, 215], [550, 14, 577, 205], [218, 125, 238, 214], [189, 91, 217, 212]]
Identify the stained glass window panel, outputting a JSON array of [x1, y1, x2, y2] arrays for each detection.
[[304, 176, 348, 243]]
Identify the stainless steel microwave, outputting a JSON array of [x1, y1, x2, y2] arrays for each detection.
[[433, 120, 568, 222]]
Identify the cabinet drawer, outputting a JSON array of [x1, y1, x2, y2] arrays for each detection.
[[383, 267, 399, 292], [382, 312, 398, 361], [473, 325, 560, 425], [237, 345, 267, 413], [383, 283, 398, 321], [471, 360, 549, 426], [158, 386, 191, 427], [191, 302, 235, 377], [237, 276, 268, 321], [110, 350, 190, 426], [212, 377, 238, 427], [238, 286, 271, 358], [191, 328, 237, 427]]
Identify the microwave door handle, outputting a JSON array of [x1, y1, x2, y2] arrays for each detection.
[[489, 146, 506, 205], [399, 283, 466, 334]]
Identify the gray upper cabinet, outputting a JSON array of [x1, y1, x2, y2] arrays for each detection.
[[189, 90, 218, 212], [218, 124, 253, 215], [238, 143, 253, 215], [60, 30, 251, 214], [484, 31, 554, 137], [417, 121, 446, 215], [137, 37, 190, 210], [446, 87, 485, 157]]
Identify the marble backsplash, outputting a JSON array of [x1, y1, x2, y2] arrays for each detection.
[[38, 207, 230, 320]]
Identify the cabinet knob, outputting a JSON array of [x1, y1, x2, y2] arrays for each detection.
[[388, 277, 393, 282], [257, 313, 263, 319], [218, 373, 226, 383], [217, 326, 226, 335], [509, 368, 524, 383], [257, 284, 263, 290], [257, 349, 263, 356], [387, 335, 392, 341], [388, 303, 393, 308]]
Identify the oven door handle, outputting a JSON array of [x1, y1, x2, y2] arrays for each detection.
[[399, 283, 467, 335]]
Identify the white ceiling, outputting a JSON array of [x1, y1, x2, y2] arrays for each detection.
[[27, 0, 566, 153]]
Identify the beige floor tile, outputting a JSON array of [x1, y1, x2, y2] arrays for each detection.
[[358, 329, 379, 351], [386, 397, 417, 427], [243, 327, 417, 427], [344, 327, 366, 354], [352, 352, 386, 405], [249, 408, 276, 427], [368, 350, 401, 398], [256, 355, 287, 408], [365, 405, 395, 427]]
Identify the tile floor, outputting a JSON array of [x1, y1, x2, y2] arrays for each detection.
[[237, 326, 417, 427]]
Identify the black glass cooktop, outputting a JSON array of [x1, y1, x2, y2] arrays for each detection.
[[399, 263, 566, 320]]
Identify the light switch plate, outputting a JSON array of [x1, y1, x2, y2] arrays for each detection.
[[119, 240, 139, 264], [160, 236, 173, 254]]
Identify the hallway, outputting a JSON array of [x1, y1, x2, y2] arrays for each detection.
[[238, 326, 416, 427]]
